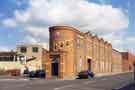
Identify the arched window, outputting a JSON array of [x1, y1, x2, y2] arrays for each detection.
[[66, 41, 69, 46], [54, 43, 58, 49], [60, 43, 64, 48]]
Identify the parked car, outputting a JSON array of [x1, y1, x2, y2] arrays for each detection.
[[23, 69, 29, 77], [78, 70, 94, 79], [29, 71, 36, 78], [35, 70, 45, 78], [88, 71, 94, 78], [29, 70, 45, 78]]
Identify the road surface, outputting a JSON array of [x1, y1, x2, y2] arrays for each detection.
[[0, 72, 133, 90]]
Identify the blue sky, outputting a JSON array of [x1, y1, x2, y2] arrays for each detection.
[[0, 0, 135, 54]]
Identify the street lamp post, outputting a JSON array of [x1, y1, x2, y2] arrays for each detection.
[[133, 61, 135, 82]]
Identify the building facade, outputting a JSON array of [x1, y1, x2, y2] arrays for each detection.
[[0, 52, 22, 70], [44, 26, 115, 79], [17, 44, 48, 71], [0, 26, 134, 79], [112, 49, 122, 72], [0, 44, 49, 72], [121, 52, 134, 72]]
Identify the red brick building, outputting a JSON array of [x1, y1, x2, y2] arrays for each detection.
[[112, 49, 122, 72], [44, 26, 130, 79], [121, 52, 135, 72], [1, 26, 134, 80]]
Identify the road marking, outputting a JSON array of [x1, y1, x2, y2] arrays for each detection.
[[84, 80, 97, 84], [84, 78, 108, 84], [101, 78, 107, 81], [54, 85, 73, 90]]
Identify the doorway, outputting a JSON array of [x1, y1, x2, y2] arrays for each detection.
[[87, 59, 92, 71], [51, 55, 59, 77]]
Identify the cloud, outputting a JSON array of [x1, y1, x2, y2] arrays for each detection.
[[101, 31, 126, 51], [101, 31, 135, 54], [98, 0, 111, 4], [23, 35, 39, 44], [12, 0, 128, 32], [1, 0, 130, 52], [25, 26, 49, 38], [123, 36, 135, 54], [2, 18, 17, 28], [23, 35, 49, 50]]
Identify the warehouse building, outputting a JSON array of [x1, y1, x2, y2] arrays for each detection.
[[43, 26, 135, 79], [44, 26, 114, 79], [0, 26, 135, 79], [121, 52, 134, 72], [112, 49, 122, 72]]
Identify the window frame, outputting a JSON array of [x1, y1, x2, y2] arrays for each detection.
[[32, 47, 39, 53], [20, 47, 27, 53]]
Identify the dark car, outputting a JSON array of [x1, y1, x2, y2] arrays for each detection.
[[88, 71, 94, 78], [29, 70, 45, 78], [35, 70, 45, 78], [78, 70, 94, 79], [29, 71, 36, 78], [23, 69, 29, 76]]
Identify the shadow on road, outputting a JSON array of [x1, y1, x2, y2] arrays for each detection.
[[118, 83, 135, 90]]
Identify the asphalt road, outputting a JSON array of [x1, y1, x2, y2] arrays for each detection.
[[0, 72, 133, 90]]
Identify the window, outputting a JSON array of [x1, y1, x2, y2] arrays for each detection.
[[54, 43, 58, 50], [77, 39, 80, 48], [66, 41, 69, 46], [20, 47, 27, 53], [54, 45, 57, 49], [60, 43, 64, 48], [32, 47, 39, 53], [0, 56, 14, 61]]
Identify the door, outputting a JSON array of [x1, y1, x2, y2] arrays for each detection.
[[88, 59, 92, 71], [51, 56, 59, 76], [52, 62, 58, 76]]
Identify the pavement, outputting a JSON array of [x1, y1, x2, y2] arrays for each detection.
[[0, 72, 133, 90], [95, 71, 132, 77]]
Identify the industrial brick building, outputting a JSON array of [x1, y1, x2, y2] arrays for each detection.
[[44, 26, 134, 79], [0, 26, 135, 80], [121, 52, 134, 72], [112, 49, 122, 72]]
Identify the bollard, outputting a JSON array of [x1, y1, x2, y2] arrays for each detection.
[[133, 61, 135, 82]]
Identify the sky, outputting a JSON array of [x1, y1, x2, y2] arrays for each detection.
[[0, 0, 135, 54]]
